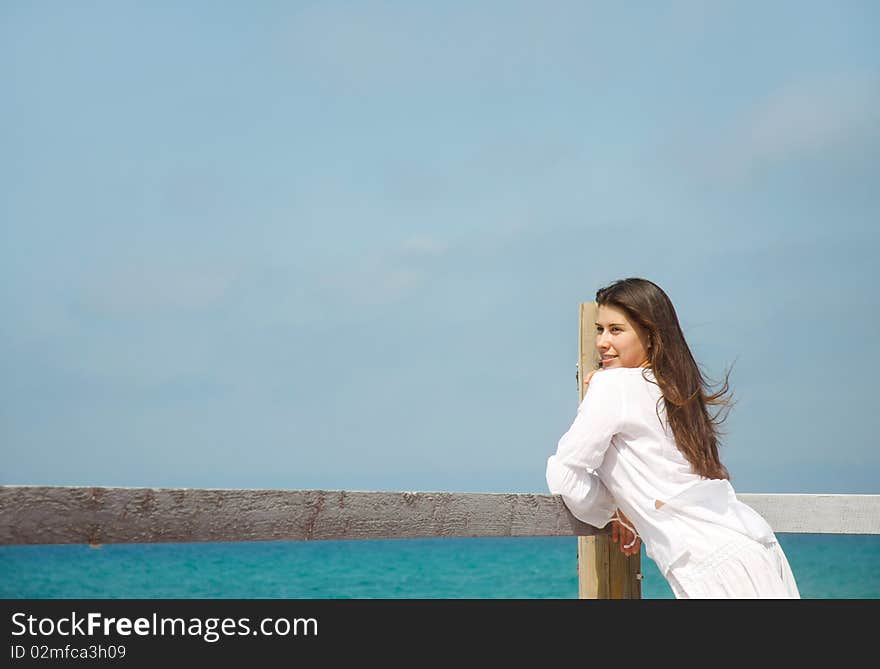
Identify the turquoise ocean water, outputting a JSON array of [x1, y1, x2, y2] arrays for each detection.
[[2, 534, 878, 599]]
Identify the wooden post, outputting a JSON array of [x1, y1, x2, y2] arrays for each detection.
[[576, 301, 642, 599]]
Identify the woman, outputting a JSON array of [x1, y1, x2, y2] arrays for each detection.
[[546, 277, 800, 598]]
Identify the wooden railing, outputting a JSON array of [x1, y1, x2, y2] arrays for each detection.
[[3, 486, 878, 546], [2, 485, 878, 598], [0, 486, 596, 545]]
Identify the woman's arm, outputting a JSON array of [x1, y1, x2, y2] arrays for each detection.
[[585, 372, 640, 556], [553, 369, 624, 472], [546, 454, 618, 527], [549, 369, 639, 555], [546, 369, 624, 527]]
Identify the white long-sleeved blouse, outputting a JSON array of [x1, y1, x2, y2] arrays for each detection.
[[546, 366, 777, 577]]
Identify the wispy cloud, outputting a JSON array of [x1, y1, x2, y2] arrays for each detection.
[[395, 235, 450, 258], [79, 262, 238, 318], [705, 72, 880, 184], [281, 3, 598, 94], [326, 235, 451, 308]]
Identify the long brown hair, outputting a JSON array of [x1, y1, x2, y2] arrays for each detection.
[[595, 277, 734, 480]]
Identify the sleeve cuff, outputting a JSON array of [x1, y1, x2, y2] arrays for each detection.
[[546, 455, 617, 528]]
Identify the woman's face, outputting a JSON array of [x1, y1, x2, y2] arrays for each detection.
[[595, 304, 651, 369]]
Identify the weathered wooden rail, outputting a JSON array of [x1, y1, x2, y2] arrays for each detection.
[[2, 486, 878, 545], [0, 486, 596, 545]]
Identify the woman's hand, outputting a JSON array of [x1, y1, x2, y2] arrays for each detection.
[[611, 509, 641, 557], [582, 368, 599, 391]]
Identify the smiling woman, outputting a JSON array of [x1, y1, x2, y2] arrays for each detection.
[[546, 277, 801, 599], [595, 304, 652, 371]]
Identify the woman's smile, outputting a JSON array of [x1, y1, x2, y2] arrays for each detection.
[[595, 304, 651, 369]]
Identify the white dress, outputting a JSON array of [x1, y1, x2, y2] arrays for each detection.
[[546, 366, 800, 599]]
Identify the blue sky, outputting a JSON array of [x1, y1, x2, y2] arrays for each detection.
[[2, 1, 878, 495]]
